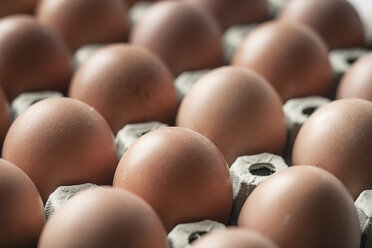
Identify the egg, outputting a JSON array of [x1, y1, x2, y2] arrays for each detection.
[[130, 1, 223, 76], [113, 127, 232, 232], [0, 0, 37, 17], [336, 52, 372, 101], [0, 15, 71, 101], [69, 44, 178, 134], [2, 97, 118, 202], [38, 187, 168, 248], [279, 0, 364, 49], [0, 88, 10, 146], [191, 228, 279, 248], [36, 0, 129, 51], [238, 166, 360, 248], [186, 0, 269, 30], [292, 98, 372, 199], [232, 20, 333, 102], [0, 158, 45, 248], [176, 66, 286, 165]]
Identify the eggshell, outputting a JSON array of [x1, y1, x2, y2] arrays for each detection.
[[0, 15, 71, 101], [0, 0, 37, 17], [232, 20, 333, 101], [0, 158, 45, 248], [176, 66, 287, 165], [38, 187, 168, 248], [2, 97, 118, 202], [279, 0, 364, 49], [0, 87, 10, 146], [238, 166, 360, 248], [191, 228, 279, 248], [130, 1, 223, 76], [292, 98, 372, 199], [113, 127, 232, 232], [69, 44, 178, 134], [37, 0, 129, 51]]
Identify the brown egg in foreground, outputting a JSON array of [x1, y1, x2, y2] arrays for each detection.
[[336, 52, 372, 101], [0, 15, 71, 101], [191, 228, 279, 248], [130, 0, 223, 76], [176, 66, 286, 165], [113, 127, 232, 232], [69, 44, 178, 134], [38, 187, 168, 248], [292, 98, 372, 199], [37, 0, 128, 51], [238, 166, 360, 248], [186, 0, 269, 30], [232, 20, 333, 102], [2, 97, 118, 202], [0, 158, 45, 248], [0, 0, 37, 17], [279, 0, 364, 49]]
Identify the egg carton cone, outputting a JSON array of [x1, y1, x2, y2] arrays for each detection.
[[72, 43, 105, 71], [283, 96, 331, 164], [175, 69, 210, 101], [348, 0, 372, 47], [10, 91, 63, 121], [128, 1, 152, 28], [167, 220, 226, 248], [115, 121, 168, 160], [222, 24, 258, 64], [355, 190, 372, 248], [267, 0, 291, 17], [44, 183, 97, 219], [229, 153, 288, 225]]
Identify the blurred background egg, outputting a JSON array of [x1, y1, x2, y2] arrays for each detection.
[[0, 88, 10, 148], [2, 97, 118, 202], [238, 166, 360, 248], [0, 15, 71, 101], [36, 0, 129, 51], [130, 0, 223, 76], [113, 127, 232, 232], [38, 187, 168, 248], [176, 66, 286, 165], [232, 20, 333, 102], [69, 44, 178, 134], [0, 0, 38, 17], [0, 158, 45, 248]]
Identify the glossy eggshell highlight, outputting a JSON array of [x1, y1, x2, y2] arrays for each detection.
[[176, 66, 286, 165], [130, 1, 223, 76], [336, 52, 372, 101], [37, 0, 128, 51], [186, 0, 269, 30], [69, 44, 178, 134], [2, 97, 118, 202], [0, 0, 37, 17], [238, 166, 360, 248], [113, 127, 232, 232], [38, 187, 168, 248], [232, 21, 333, 102], [292, 98, 372, 199], [0, 159, 45, 248], [191, 228, 279, 248], [279, 0, 364, 49], [0, 15, 71, 101]]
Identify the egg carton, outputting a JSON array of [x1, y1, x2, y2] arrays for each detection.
[[72, 43, 105, 71], [175, 69, 210, 101], [355, 190, 372, 248]]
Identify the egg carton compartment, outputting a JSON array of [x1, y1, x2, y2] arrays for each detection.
[[175, 69, 210, 101], [72, 43, 106, 71], [355, 190, 372, 248]]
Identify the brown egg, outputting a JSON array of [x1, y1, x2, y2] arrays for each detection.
[[38, 187, 168, 248], [0, 15, 71, 101], [130, 1, 223, 76], [0, 0, 37, 17], [336, 52, 372, 100], [238, 166, 360, 248], [37, 0, 128, 51], [292, 98, 372, 199], [2, 97, 118, 202], [191, 228, 279, 248], [0, 88, 10, 146], [186, 0, 269, 30], [176, 66, 286, 165], [232, 20, 333, 102], [113, 127, 232, 232], [69, 44, 178, 134], [279, 0, 364, 49], [0, 158, 45, 248]]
